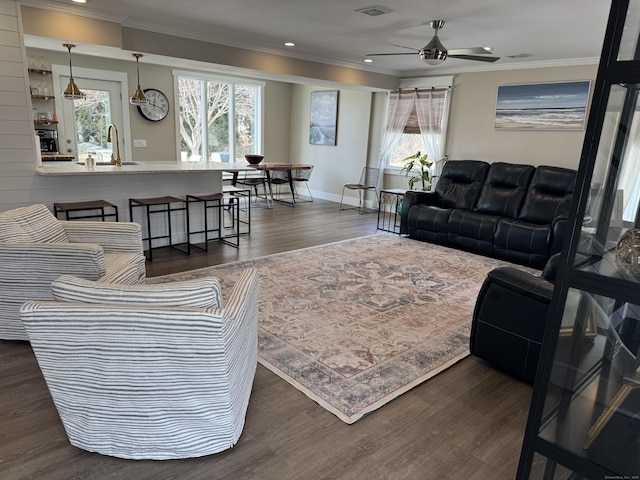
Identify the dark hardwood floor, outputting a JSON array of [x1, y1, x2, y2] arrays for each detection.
[[0, 199, 532, 480]]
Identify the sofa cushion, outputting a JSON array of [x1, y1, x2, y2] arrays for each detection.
[[447, 210, 499, 255], [0, 204, 68, 243], [435, 160, 489, 210], [474, 163, 535, 217], [519, 166, 576, 224], [406, 204, 452, 244], [52, 274, 223, 308], [494, 218, 551, 268]]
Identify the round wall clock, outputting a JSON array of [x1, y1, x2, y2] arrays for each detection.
[[137, 88, 170, 122]]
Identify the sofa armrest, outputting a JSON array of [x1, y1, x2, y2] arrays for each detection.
[[548, 214, 569, 258], [399, 191, 441, 234], [0, 243, 106, 279], [470, 266, 554, 383], [61, 221, 143, 254], [405, 190, 440, 206], [485, 267, 554, 304]]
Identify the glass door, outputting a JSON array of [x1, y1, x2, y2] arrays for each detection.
[[58, 77, 124, 164]]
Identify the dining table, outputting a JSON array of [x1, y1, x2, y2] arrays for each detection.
[[227, 162, 312, 206]]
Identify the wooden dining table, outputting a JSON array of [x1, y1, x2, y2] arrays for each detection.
[[227, 162, 312, 206]]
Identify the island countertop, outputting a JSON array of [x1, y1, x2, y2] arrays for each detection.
[[35, 161, 254, 176]]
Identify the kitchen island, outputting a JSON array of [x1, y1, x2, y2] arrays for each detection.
[[34, 161, 254, 249]]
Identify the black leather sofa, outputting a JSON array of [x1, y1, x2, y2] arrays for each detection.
[[469, 255, 558, 383], [399, 160, 576, 269]]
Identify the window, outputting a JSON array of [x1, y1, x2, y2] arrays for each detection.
[[382, 87, 452, 175], [175, 72, 263, 162]]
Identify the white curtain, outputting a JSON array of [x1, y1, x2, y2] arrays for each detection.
[[415, 87, 452, 178], [378, 90, 415, 168]]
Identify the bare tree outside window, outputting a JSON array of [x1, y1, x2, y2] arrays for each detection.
[[178, 76, 260, 162]]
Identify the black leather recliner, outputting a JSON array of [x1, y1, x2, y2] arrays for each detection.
[[469, 255, 559, 383]]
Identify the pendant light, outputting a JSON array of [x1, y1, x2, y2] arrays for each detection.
[[62, 43, 84, 100], [129, 53, 148, 105]]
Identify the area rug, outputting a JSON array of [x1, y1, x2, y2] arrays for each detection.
[[149, 235, 533, 424]]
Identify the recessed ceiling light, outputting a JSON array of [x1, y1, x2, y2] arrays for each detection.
[[364, 58, 374, 63], [483, 46, 492, 52], [72, 0, 88, 3], [284, 42, 295, 47]]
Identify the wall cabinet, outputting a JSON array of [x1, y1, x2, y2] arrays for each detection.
[[517, 0, 640, 478]]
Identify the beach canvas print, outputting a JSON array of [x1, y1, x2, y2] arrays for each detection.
[[495, 81, 591, 130]]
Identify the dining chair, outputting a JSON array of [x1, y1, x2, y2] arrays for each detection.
[[235, 169, 272, 208], [339, 167, 380, 213], [268, 166, 293, 201], [292, 165, 314, 202]]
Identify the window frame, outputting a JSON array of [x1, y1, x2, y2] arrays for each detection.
[[172, 70, 265, 162]]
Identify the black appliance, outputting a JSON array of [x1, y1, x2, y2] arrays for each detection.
[[36, 129, 59, 154]]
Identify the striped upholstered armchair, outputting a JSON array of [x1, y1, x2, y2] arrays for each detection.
[[20, 269, 259, 460], [0, 204, 146, 340]]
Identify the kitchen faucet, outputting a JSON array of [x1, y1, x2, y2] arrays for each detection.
[[106, 123, 122, 167]]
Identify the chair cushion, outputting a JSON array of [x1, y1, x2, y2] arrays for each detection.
[[0, 204, 68, 243], [52, 274, 223, 308]]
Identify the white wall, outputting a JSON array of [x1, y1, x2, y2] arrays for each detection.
[[0, 0, 42, 210], [288, 84, 373, 205], [382, 64, 598, 192], [447, 64, 597, 169]]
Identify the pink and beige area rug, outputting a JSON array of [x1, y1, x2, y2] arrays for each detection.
[[150, 235, 530, 424]]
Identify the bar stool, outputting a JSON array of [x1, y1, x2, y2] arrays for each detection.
[[129, 196, 189, 261], [223, 185, 251, 235], [54, 200, 119, 221], [186, 193, 240, 250]]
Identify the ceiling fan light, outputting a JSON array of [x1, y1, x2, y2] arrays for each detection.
[[420, 48, 447, 65], [420, 34, 448, 65]]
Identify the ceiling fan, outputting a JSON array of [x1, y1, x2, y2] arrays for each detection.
[[367, 20, 500, 66]]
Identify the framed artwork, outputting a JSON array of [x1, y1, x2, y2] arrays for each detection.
[[494, 81, 591, 130], [309, 90, 338, 145]]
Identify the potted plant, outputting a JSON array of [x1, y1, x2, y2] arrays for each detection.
[[400, 151, 433, 191]]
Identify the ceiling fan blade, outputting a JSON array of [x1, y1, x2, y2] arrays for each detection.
[[366, 52, 417, 57], [448, 47, 493, 56], [448, 54, 500, 63]]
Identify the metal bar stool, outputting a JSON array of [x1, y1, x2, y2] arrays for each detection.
[[129, 196, 189, 261], [54, 200, 119, 221], [186, 193, 240, 250], [223, 185, 251, 236]]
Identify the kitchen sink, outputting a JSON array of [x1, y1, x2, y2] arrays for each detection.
[[76, 161, 139, 166]]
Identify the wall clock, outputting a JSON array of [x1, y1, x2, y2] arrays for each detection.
[[137, 88, 170, 122]]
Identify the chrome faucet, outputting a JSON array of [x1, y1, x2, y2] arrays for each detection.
[[106, 123, 122, 166]]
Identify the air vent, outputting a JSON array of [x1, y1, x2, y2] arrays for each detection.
[[356, 6, 393, 16], [507, 53, 533, 59]]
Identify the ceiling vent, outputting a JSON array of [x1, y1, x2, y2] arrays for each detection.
[[356, 6, 393, 16], [507, 53, 533, 58]]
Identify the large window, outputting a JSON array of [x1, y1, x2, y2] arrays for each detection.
[[383, 87, 452, 176], [175, 72, 263, 162]]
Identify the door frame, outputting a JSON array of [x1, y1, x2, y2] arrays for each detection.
[[51, 65, 133, 162]]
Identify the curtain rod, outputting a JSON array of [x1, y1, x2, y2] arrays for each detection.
[[391, 87, 451, 93]]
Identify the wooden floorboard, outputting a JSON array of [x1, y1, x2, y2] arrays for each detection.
[[0, 199, 532, 480]]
